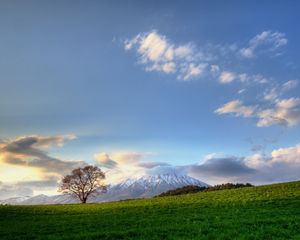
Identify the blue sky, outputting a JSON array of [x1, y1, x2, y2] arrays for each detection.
[[0, 1, 300, 198]]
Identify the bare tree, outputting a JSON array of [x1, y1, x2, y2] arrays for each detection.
[[59, 165, 107, 203]]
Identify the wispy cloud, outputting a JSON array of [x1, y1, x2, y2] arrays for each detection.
[[210, 64, 220, 75], [240, 30, 288, 58], [178, 63, 208, 81], [215, 100, 256, 117], [264, 80, 298, 102], [282, 79, 298, 91], [218, 71, 269, 85]]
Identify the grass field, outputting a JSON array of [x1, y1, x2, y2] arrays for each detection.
[[0, 181, 299, 240]]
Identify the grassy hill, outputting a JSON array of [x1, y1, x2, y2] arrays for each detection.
[[0, 181, 299, 240]]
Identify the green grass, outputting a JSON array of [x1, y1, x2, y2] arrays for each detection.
[[0, 181, 300, 240]]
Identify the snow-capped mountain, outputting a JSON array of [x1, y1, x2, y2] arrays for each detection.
[[94, 173, 208, 202], [0, 173, 208, 205]]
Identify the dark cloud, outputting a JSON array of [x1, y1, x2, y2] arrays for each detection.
[[146, 165, 186, 176], [1, 134, 75, 157], [95, 153, 118, 169], [15, 177, 59, 189], [186, 145, 300, 185], [0, 135, 85, 200], [0, 177, 59, 200], [3, 153, 85, 175], [1, 136, 47, 158], [0, 182, 33, 200], [239, 162, 300, 184], [0, 135, 85, 174], [137, 161, 170, 169], [188, 157, 255, 177], [99, 159, 118, 169], [251, 144, 264, 152]]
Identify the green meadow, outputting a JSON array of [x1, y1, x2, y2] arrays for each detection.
[[0, 181, 299, 240]]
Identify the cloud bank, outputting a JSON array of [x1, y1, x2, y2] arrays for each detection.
[[1, 135, 300, 198], [187, 143, 300, 185]]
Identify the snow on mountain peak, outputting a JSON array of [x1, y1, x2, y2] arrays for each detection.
[[113, 172, 208, 190]]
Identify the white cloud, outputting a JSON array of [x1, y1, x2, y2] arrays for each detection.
[[210, 64, 220, 75], [240, 48, 255, 58], [276, 98, 300, 109], [252, 74, 269, 84], [244, 153, 266, 169], [282, 80, 298, 91], [137, 31, 169, 62], [180, 63, 207, 81], [96, 144, 300, 185], [215, 100, 255, 117], [238, 73, 249, 82], [124, 30, 286, 87], [271, 144, 300, 164], [93, 151, 169, 183], [240, 30, 288, 58], [174, 45, 194, 59], [245, 143, 300, 168], [94, 152, 118, 169], [124, 30, 208, 80], [162, 62, 176, 73], [238, 89, 246, 94], [257, 98, 300, 127], [263, 80, 298, 103], [219, 71, 269, 85], [219, 71, 236, 83], [216, 97, 300, 127], [264, 88, 279, 102]]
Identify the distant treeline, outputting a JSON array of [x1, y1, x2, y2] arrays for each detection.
[[158, 183, 254, 197]]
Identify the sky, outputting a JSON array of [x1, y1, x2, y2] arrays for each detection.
[[0, 0, 300, 199]]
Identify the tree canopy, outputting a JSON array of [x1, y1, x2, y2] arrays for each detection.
[[59, 165, 107, 203]]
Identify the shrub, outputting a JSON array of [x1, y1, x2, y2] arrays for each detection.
[[158, 183, 254, 197]]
